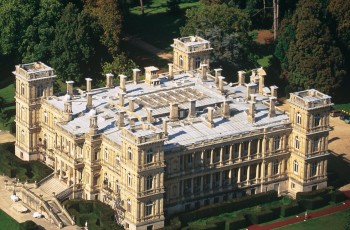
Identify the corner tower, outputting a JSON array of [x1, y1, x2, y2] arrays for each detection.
[[288, 89, 332, 197], [14, 62, 56, 161], [171, 36, 212, 71]]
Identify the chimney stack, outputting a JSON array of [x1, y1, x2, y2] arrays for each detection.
[[270, 85, 278, 98], [132, 68, 141, 84], [66, 81, 74, 96], [238, 71, 246, 85], [147, 108, 153, 123], [214, 68, 222, 86], [168, 63, 174, 80], [269, 97, 276, 117], [64, 101, 73, 121], [222, 100, 230, 118], [207, 107, 214, 128], [89, 110, 98, 135], [106, 73, 114, 88], [163, 119, 168, 136], [259, 75, 265, 94], [119, 92, 125, 107], [119, 74, 127, 92], [201, 64, 208, 81], [118, 111, 125, 128], [218, 76, 225, 93], [189, 99, 196, 118], [86, 93, 93, 110], [246, 83, 256, 100], [169, 103, 179, 122], [247, 101, 255, 123], [85, 78, 92, 92], [129, 97, 135, 112]]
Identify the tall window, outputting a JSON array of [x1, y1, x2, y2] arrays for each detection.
[[296, 112, 301, 125], [195, 57, 201, 68], [116, 155, 120, 167], [21, 83, 25, 95], [44, 111, 48, 123], [128, 147, 132, 160], [145, 200, 153, 216], [311, 162, 318, 177], [104, 173, 108, 185], [293, 160, 299, 174], [127, 199, 131, 212], [94, 152, 98, 161], [104, 148, 108, 161], [146, 175, 153, 190], [295, 136, 300, 149], [314, 114, 321, 127], [274, 136, 281, 150], [128, 173, 132, 187], [179, 55, 183, 67], [37, 85, 44, 97], [146, 149, 153, 164], [312, 138, 320, 152], [273, 160, 279, 175]]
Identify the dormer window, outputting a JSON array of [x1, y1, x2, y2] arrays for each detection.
[[296, 112, 301, 125], [179, 55, 183, 67]]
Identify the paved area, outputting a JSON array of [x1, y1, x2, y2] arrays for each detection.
[[0, 131, 15, 143], [0, 176, 78, 230]]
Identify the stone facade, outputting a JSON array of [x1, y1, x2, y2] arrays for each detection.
[[14, 36, 332, 230]]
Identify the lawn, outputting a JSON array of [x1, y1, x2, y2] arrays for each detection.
[[334, 103, 350, 113], [0, 209, 19, 230], [124, 0, 200, 50], [0, 143, 53, 183], [0, 83, 15, 131], [277, 208, 350, 230]]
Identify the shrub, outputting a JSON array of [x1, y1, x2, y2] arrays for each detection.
[[331, 190, 346, 203], [281, 203, 300, 217], [206, 219, 225, 229], [296, 188, 329, 201], [20, 220, 40, 230], [79, 202, 93, 213], [225, 216, 247, 230], [298, 196, 327, 210], [246, 209, 275, 224]]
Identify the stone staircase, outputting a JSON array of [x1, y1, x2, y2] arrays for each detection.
[[39, 177, 68, 196], [47, 200, 72, 227]]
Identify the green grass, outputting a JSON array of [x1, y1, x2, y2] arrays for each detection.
[[0, 83, 15, 131], [125, 0, 200, 50], [0, 209, 20, 230], [277, 208, 350, 230], [0, 143, 53, 183], [0, 84, 15, 103], [333, 103, 350, 113]]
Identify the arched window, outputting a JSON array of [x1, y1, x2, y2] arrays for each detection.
[[296, 112, 301, 125], [312, 137, 320, 152], [179, 55, 183, 67], [37, 85, 44, 98], [273, 160, 279, 175], [146, 175, 153, 190], [116, 155, 120, 167], [274, 136, 281, 150], [115, 180, 119, 193], [127, 199, 131, 212], [43, 134, 47, 148], [293, 160, 299, 173], [145, 200, 153, 216], [314, 114, 321, 127], [195, 57, 201, 69], [104, 148, 108, 161], [295, 136, 300, 149], [128, 147, 132, 160], [44, 111, 48, 123], [104, 173, 108, 185], [21, 83, 25, 95], [311, 162, 318, 177], [146, 149, 153, 164], [128, 173, 132, 187]]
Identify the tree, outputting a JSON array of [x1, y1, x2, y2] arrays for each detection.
[[180, 4, 252, 70], [167, 0, 181, 15], [84, 0, 122, 55], [102, 53, 138, 80], [277, 0, 346, 97], [50, 3, 98, 82]]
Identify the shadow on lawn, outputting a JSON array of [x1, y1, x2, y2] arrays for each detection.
[[328, 150, 350, 188]]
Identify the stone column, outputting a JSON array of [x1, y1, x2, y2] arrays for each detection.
[[200, 151, 204, 167], [307, 163, 311, 180], [238, 143, 242, 161], [261, 162, 265, 181], [267, 162, 272, 178], [229, 145, 233, 163], [247, 166, 250, 184], [237, 168, 241, 183], [219, 147, 223, 166], [248, 140, 252, 160], [210, 149, 214, 165], [324, 160, 328, 176], [255, 164, 259, 182], [281, 159, 285, 175]]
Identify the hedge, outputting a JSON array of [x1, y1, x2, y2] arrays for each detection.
[[298, 196, 327, 210], [296, 188, 329, 201], [206, 219, 226, 229], [178, 190, 278, 224], [331, 190, 346, 203], [246, 209, 275, 224], [281, 203, 300, 217], [225, 216, 247, 230]]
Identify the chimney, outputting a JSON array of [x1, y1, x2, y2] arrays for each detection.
[[147, 108, 153, 123], [118, 111, 125, 128], [119, 92, 125, 107], [207, 107, 214, 128], [259, 75, 265, 94], [132, 68, 141, 84], [246, 83, 256, 100], [222, 100, 230, 118], [201, 64, 208, 81], [86, 93, 93, 110], [129, 97, 135, 112], [247, 101, 255, 123], [214, 68, 222, 86], [89, 110, 98, 135], [168, 63, 174, 80], [85, 78, 92, 92], [251, 94, 256, 103], [63, 101, 73, 121], [238, 71, 246, 85], [270, 85, 278, 98], [269, 97, 276, 117], [218, 76, 225, 93], [66, 81, 74, 96], [119, 74, 127, 92], [163, 119, 168, 136], [169, 103, 179, 122], [106, 73, 114, 88], [189, 99, 196, 118]]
